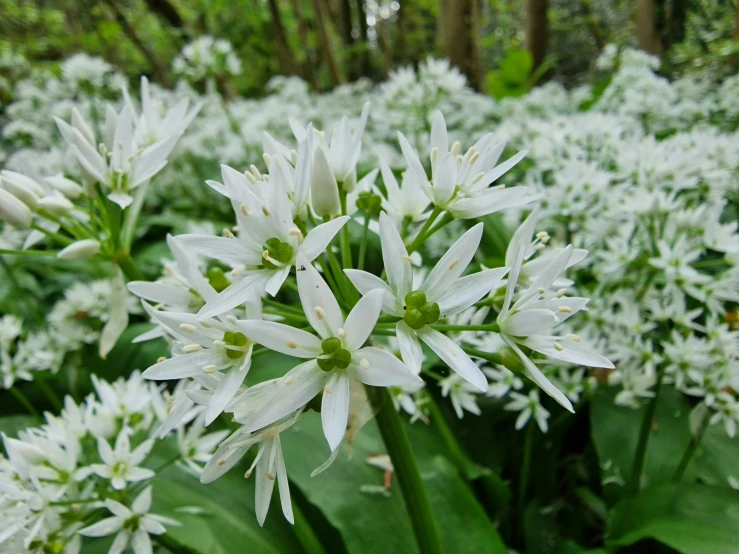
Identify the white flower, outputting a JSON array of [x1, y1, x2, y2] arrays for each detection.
[[176, 413, 229, 475], [235, 253, 421, 451], [345, 212, 508, 391], [440, 373, 482, 418], [178, 163, 350, 317], [90, 431, 155, 490], [505, 390, 550, 432], [484, 366, 523, 398], [378, 156, 431, 225], [78, 486, 178, 554], [398, 110, 539, 218], [497, 213, 614, 412], [141, 293, 261, 425], [57, 239, 101, 261]]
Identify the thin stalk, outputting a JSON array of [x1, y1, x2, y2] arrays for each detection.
[[426, 393, 473, 475], [155, 533, 199, 554], [627, 366, 667, 495], [358, 214, 370, 270], [291, 499, 327, 554], [0, 248, 56, 257], [36, 379, 63, 411], [672, 407, 711, 482], [263, 297, 306, 317], [326, 245, 356, 305], [315, 255, 344, 303], [365, 386, 443, 554], [430, 323, 500, 333], [30, 223, 73, 246], [114, 252, 144, 281], [406, 206, 442, 253], [9, 387, 40, 418], [517, 423, 534, 523], [338, 192, 353, 269]]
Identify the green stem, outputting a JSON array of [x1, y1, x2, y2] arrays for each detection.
[[9, 387, 40, 418], [114, 252, 144, 281], [358, 214, 370, 270], [627, 366, 667, 495], [339, 192, 353, 269], [365, 386, 443, 554], [691, 257, 726, 269], [155, 533, 199, 554], [316, 255, 344, 304], [31, 223, 73, 246], [406, 206, 443, 254], [426, 393, 473, 476], [0, 248, 56, 257], [672, 407, 711, 482], [430, 323, 500, 333], [36, 379, 63, 411], [517, 422, 534, 523], [291, 499, 327, 554]]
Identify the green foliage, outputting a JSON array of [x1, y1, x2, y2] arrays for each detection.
[[606, 483, 739, 554], [485, 49, 556, 100]]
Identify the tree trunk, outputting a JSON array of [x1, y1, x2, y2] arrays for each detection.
[[313, 0, 345, 85], [143, 0, 185, 29], [104, 0, 172, 86], [355, 0, 372, 76], [525, 0, 549, 72], [267, 0, 299, 75], [437, 0, 483, 91], [636, 0, 663, 55], [288, 0, 319, 87], [338, 0, 354, 46]]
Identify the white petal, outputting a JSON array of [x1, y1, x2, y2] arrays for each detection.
[[506, 205, 539, 268], [396, 321, 424, 374], [198, 272, 270, 319], [205, 363, 250, 425], [109, 531, 130, 554], [350, 347, 421, 386], [523, 335, 615, 369], [321, 372, 351, 451], [503, 337, 573, 412], [296, 254, 343, 339], [131, 529, 153, 554], [379, 212, 412, 297], [127, 282, 192, 307], [344, 269, 398, 315], [274, 436, 294, 524], [429, 111, 448, 154], [177, 235, 259, 266], [503, 309, 558, 337], [255, 443, 276, 526], [143, 352, 221, 380], [397, 132, 429, 190], [436, 267, 508, 316], [78, 517, 123, 537], [478, 150, 528, 188], [132, 486, 153, 514], [265, 265, 291, 296], [343, 290, 383, 350], [422, 223, 483, 303], [240, 361, 327, 432], [237, 320, 321, 358], [431, 152, 457, 206], [450, 187, 540, 219], [516, 246, 573, 308], [418, 327, 487, 392], [300, 216, 350, 261]]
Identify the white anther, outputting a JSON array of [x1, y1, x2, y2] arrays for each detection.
[[183, 344, 201, 353], [240, 204, 250, 216], [553, 342, 564, 351], [179, 323, 197, 333], [226, 315, 238, 325], [286, 340, 298, 349], [202, 364, 218, 373], [224, 228, 236, 238], [263, 153, 271, 166], [558, 306, 573, 313], [556, 288, 567, 298], [360, 358, 370, 369], [157, 357, 167, 363], [566, 334, 581, 342], [338, 328, 347, 339], [262, 206, 271, 216], [315, 306, 326, 320]]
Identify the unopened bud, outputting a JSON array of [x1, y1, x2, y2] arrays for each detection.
[[38, 195, 74, 216], [44, 175, 84, 199], [0, 188, 32, 228], [310, 148, 340, 217], [57, 239, 101, 261], [0, 171, 42, 210]]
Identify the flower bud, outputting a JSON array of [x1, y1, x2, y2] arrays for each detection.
[[44, 175, 84, 199], [341, 168, 357, 193], [311, 148, 340, 217], [57, 239, 101, 261], [0, 188, 33, 228], [0, 171, 43, 211], [38, 195, 74, 217]]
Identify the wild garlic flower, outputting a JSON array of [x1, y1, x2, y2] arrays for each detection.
[[236, 254, 421, 451], [178, 163, 349, 317], [90, 432, 155, 490], [346, 212, 508, 391], [398, 110, 539, 219]]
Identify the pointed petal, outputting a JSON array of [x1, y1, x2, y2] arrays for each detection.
[[300, 216, 350, 261], [344, 269, 398, 315], [198, 272, 269, 319], [418, 327, 487, 392], [321, 372, 350, 451], [143, 352, 221, 380], [503, 309, 558, 337], [523, 335, 615, 369], [379, 212, 412, 297], [296, 254, 343, 339], [237, 320, 321, 358], [205, 363, 250, 425], [396, 321, 423, 374], [351, 347, 421, 386], [422, 223, 483, 303], [436, 267, 508, 316], [343, 290, 383, 350]]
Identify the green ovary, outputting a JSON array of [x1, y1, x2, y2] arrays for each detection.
[[403, 290, 441, 330]]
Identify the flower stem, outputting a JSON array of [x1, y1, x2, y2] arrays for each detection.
[[517, 423, 534, 527], [430, 323, 500, 333], [339, 192, 353, 269], [0, 248, 56, 257], [9, 386, 40, 418], [627, 366, 666, 495], [672, 406, 711, 482], [36, 379, 63, 411], [406, 206, 442, 254], [358, 214, 370, 270], [365, 386, 443, 554], [291, 499, 327, 554], [114, 252, 144, 281]]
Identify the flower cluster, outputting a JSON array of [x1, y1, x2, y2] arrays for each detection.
[[172, 36, 243, 84], [0, 371, 223, 554]]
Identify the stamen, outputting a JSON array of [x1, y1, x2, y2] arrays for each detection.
[[286, 340, 298, 349], [224, 228, 235, 238], [200, 320, 212, 328], [401, 255, 414, 263], [290, 150, 298, 165], [360, 358, 370, 369], [553, 342, 564, 351], [558, 306, 573, 313], [566, 334, 581, 342], [338, 328, 347, 339], [556, 288, 567, 298], [250, 165, 262, 180], [448, 259, 459, 271], [157, 357, 167, 363], [226, 315, 238, 325], [315, 306, 326, 320], [430, 147, 439, 163], [183, 344, 201, 353], [450, 141, 461, 156], [263, 153, 271, 166], [261, 206, 271, 216], [179, 323, 197, 333], [240, 204, 250, 216], [202, 364, 218, 373]]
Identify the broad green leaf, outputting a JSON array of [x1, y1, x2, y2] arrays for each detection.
[[282, 413, 506, 554], [692, 421, 739, 487], [500, 50, 533, 86], [0, 415, 40, 438], [606, 483, 739, 554], [151, 464, 303, 554], [590, 387, 696, 499]]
